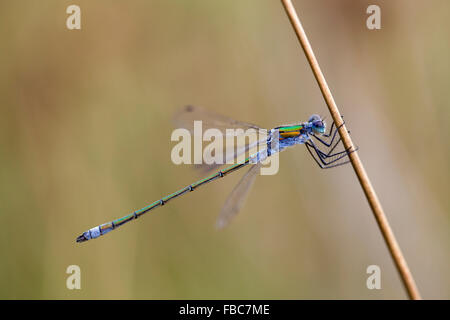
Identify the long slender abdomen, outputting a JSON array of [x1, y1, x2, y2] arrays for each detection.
[[76, 159, 250, 243]]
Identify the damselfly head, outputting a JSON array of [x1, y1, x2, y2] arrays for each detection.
[[308, 114, 326, 134]]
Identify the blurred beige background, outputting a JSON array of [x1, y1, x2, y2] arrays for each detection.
[[0, 0, 448, 299]]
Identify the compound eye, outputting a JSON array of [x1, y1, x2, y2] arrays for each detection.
[[314, 121, 323, 128]]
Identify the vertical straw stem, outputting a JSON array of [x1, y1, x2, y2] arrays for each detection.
[[280, 0, 421, 299]]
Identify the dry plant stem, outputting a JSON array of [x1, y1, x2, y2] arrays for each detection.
[[280, 0, 421, 300]]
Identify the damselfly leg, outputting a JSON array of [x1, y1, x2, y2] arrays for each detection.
[[305, 140, 353, 168], [311, 120, 341, 148], [305, 117, 357, 169]]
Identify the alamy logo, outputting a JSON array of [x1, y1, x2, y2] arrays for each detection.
[[171, 121, 280, 175], [366, 265, 381, 290], [366, 5, 381, 30], [66, 265, 81, 290], [66, 5, 81, 30]]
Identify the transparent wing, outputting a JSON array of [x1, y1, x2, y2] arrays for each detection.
[[216, 163, 261, 229], [173, 105, 261, 136], [174, 105, 267, 173], [195, 138, 266, 174]]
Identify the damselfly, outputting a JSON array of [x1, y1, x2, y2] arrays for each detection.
[[76, 105, 355, 243]]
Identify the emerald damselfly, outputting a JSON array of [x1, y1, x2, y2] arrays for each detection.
[[76, 105, 354, 242]]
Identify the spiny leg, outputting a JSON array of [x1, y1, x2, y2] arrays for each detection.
[[305, 115, 358, 169], [312, 119, 345, 148], [313, 133, 342, 157], [312, 116, 355, 158], [321, 115, 343, 138], [314, 143, 350, 160], [305, 142, 327, 168], [307, 140, 351, 164], [310, 127, 346, 161], [306, 142, 352, 169], [314, 138, 358, 162], [322, 120, 336, 138], [306, 140, 356, 169], [305, 142, 343, 166]]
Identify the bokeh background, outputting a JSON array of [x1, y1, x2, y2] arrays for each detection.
[[0, 0, 448, 299]]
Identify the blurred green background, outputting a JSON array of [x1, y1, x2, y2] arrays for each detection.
[[0, 0, 448, 299]]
